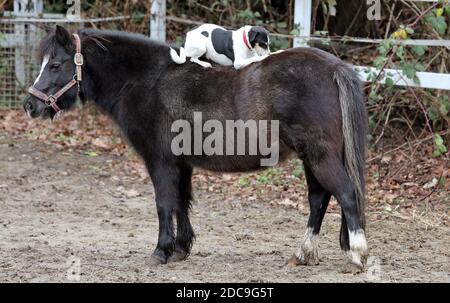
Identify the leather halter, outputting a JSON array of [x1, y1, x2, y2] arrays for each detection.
[[28, 33, 83, 114]]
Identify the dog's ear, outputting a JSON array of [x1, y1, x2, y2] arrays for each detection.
[[55, 25, 72, 46], [35, 23, 53, 34], [248, 28, 258, 43], [248, 27, 270, 43]]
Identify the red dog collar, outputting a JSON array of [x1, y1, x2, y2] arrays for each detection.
[[243, 30, 252, 50]]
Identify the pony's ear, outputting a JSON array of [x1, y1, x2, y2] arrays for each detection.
[[36, 23, 52, 34], [55, 25, 72, 46], [42, 24, 52, 34]]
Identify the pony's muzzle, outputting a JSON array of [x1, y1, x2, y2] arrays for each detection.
[[23, 95, 46, 118], [23, 96, 33, 112]]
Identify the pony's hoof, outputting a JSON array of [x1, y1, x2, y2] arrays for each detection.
[[298, 250, 320, 266], [287, 252, 320, 267], [149, 255, 166, 266], [346, 250, 367, 271], [150, 249, 168, 265], [168, 249, 188, 263]]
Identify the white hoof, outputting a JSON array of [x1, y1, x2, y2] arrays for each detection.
[[295, 228, 320, 266], [298, 247, 319, 266], [347, 229, 368, 268]]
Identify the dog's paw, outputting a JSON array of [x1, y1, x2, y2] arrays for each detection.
[[270, 50, 285, 55], [202, 62, 212, 68]]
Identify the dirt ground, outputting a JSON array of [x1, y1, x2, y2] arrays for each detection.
[[0, 136, 448, 282]]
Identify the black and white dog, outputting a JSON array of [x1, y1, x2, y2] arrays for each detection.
[[170, 24, 271, 69]]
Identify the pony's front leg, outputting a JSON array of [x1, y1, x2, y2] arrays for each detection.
[[169, 166, 195, 262], [147, 162, 181, 265]]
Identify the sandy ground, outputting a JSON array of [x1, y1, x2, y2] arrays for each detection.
[[0, 136, 448, 282]]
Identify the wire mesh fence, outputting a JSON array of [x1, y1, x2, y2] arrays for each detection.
[[0, 21, 43, 108], [0, 14, 142, 108]]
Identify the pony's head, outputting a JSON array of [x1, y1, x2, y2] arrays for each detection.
[[23, 26, 81, 119]]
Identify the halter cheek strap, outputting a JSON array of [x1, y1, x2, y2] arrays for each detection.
[[28, 33, 83, 114], [73, 33, 83, 81]]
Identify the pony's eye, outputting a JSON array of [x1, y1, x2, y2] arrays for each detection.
[[50, 62, 61, 70]]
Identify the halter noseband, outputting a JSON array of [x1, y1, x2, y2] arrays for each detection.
[[28, 33, 83, 114]]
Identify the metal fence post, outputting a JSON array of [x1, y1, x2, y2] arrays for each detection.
[[293, 0, 312, 47], [150, 0, 166, 42], [13, 0, 43, 87]]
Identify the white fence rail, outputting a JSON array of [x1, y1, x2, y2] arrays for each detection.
[[292, 0, 450, 90], [355, 66, 450, 90]]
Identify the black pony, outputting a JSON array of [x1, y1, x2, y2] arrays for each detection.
[[24, 26, 368, 270]]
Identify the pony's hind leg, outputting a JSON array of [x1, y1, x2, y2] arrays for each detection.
[[169, 166, 195, 262], [289, 164, 331, 266], [308, 155, 368, 270]]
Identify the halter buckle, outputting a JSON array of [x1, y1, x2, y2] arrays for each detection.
[[45, 95, 57, 106], [74, 53, 84, 66]]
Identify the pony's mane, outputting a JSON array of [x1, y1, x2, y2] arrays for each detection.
[[37, 28, 167, 61]]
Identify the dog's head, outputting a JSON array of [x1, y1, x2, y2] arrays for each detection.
[[248, 26, 270, 55]]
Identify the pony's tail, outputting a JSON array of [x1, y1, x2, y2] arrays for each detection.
[[170, 47, 187, 64], [334, 65, 367, 229]]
